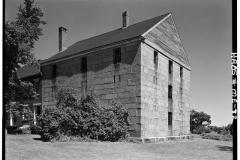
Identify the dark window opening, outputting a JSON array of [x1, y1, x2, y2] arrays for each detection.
[[52, 64, 57, 78], [168, 112, 172, 125], [180, 66, 183, 78], [154, 50, 158, 68], [114, 75, 116, 83], [81, 57, 87, 73], [168, 85, 172, 99], [113, 48, 121, 64], [169, 60, 173, 74]]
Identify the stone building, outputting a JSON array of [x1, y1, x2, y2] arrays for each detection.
[[19, 12, 191, 139]]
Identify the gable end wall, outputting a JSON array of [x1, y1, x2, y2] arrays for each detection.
[[140, 42, 190, 137]]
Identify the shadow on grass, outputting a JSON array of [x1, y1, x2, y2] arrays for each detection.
[[33, 136, 49, 142], [216, 145, 232, 152]]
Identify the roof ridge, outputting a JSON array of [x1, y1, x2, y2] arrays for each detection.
[[128, 13, 171, 27], [65, 13, 171, 49]]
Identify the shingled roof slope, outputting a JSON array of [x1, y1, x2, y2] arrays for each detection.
[[41, 13, 170, 64]]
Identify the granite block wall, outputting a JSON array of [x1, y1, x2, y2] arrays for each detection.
[[41, 41, 142, 137], [140, 42, 169, 138], [140, 42, 190, 137]]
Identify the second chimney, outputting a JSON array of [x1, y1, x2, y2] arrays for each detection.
[[59, 26, 67, 52], [122, 11, 129, 28]]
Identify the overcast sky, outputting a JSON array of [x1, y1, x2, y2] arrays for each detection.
[[6, 0, 232, 126]]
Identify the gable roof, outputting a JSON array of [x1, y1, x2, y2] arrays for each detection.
[[41, 13, 170, 64]]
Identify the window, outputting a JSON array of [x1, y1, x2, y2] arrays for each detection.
[[52, 64, 57, 78], [169, 60, 173, 74], [180, 66, 183, 93], [81, 57, 87, 73], [154, 50, 158, 68], [168, 85, 172, 99], [168, 112, 172, 125], [113, 48, 121, 64], [180, 66, 183, 79]]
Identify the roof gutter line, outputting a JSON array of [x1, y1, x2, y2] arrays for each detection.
[[41, 36, 142, 66]]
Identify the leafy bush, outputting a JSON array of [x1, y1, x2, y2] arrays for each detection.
[[30, 123, 40, 134], [37, 88, 130, 142]]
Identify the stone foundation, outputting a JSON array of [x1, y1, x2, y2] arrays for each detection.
[[128, 135, 194, 143]]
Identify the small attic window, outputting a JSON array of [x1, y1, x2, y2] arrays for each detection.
[[169, 60, 173, 74], [113, 48, 121, 64], [154, 50, 158, 68], [180, 66, 183, 79]]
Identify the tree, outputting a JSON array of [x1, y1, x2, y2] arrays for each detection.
[[4, 0, 46, 109], [225, 123, 233, 135], [190, 109, 211, 134]]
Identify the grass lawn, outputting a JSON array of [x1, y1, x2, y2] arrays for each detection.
[[6, 134, 232, 160]]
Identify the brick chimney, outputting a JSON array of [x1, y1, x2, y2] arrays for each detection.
[[59, 26, 67, 52], [122, 11, 129, 28]]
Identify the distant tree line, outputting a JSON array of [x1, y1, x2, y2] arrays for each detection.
[[190, 109, 232, 135]]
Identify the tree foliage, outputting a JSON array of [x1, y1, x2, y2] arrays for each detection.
[[190, 109, 211, 134], [4, 0, 46, 108]]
